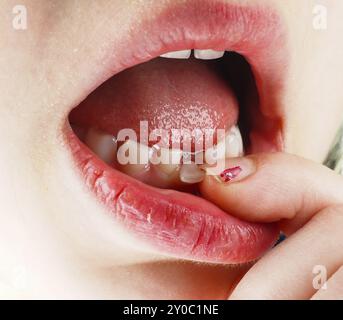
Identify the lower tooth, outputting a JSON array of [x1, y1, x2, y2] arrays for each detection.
[[85, 128, 117, 164], [205, 125, 244, 164], [157, 148, 182, 176], [225, 126, 244, 157], [149, 144, 169, 165], [116, 140, 150, 179], [116, 139, 151, 164], [179, 163, 205, 184], [84, 126, 243, 187]]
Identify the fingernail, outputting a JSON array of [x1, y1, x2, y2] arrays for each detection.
[[205, 157, 256, 184], [219, 166, 242, 182]]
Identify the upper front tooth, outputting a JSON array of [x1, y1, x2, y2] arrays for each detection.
[[117, 139, 150, 165], [160, 50, 192, 59], [85, 128, 117, 164], [194, 49, 225, 60]]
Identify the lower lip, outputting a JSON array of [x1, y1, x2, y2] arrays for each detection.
[[66, 125, 279, 264]]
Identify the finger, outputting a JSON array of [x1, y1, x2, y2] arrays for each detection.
[[311, 265, 343, 300], [200, 153, 343, 232], [228, 205, 343, 300]]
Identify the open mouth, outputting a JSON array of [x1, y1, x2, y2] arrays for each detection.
[[64, 1, 288, 264]]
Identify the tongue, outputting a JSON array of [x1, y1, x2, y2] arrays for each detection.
[[70, 57, 239, 147]]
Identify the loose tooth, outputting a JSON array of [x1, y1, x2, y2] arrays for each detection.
[[225, 126, 244, 157], [85, 128, 117, 164], [180, 163, 205, 184], [194, 49, 225, 60], [160, 50, 191, 59]]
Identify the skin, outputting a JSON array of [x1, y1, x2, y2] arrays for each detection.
[[0, 0, 342, 299], [201, 154, 343, 299]]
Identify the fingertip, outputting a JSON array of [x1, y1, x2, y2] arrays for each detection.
[[199, 156, 260, 220], [203, 156, 257, 183], [199, 153, 297, 223]]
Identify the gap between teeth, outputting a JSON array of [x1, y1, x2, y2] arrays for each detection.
[[84, 125, 244, 186], [160, 49, 226, 60]]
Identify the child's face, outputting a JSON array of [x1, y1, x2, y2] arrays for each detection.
[[0, 0, 343, 298]]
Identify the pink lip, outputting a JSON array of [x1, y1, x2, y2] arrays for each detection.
[[65, 1, 287, 264], [68, 128, 279, 264]]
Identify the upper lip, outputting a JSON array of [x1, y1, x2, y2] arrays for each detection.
[[63, 0, 288, 264]]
